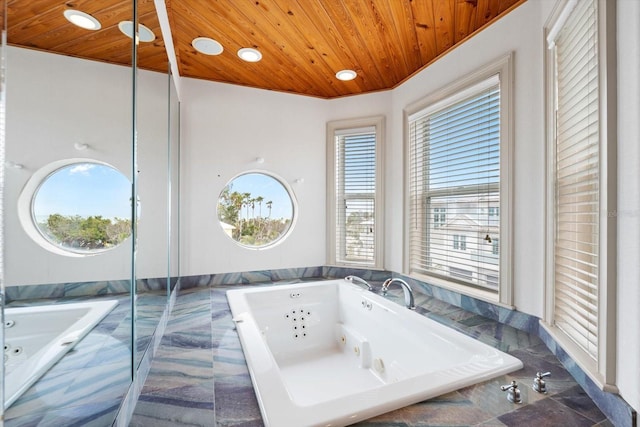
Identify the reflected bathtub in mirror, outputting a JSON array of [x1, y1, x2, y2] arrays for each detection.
[[4, 299, 118, 409]]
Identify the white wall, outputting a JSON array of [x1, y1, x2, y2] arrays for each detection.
[[179, 81, 329, 275], [5, 47, 172, 285], [615, 0, 640, 414], [137, 69, 171, 279]]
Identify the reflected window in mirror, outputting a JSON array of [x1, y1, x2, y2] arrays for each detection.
[[217, 172, 296, 248], [32, 162, 131, 254]]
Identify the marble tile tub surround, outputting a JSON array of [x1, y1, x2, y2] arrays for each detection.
[[4, 277, 178, 303], [174, 266, 636, 427], [133, 283, 614, 427]]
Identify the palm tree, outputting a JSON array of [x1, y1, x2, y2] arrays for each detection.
[[255, 196, 264, 218], [266, 200, 273, 218], [242, 192, 251, 220]]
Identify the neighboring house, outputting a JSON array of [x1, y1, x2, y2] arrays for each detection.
[[429, 196, 500, 289], [346, 219, 374, 262]]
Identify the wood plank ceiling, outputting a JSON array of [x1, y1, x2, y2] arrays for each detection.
[[7, 0, 526, 98], [7, 0, 168, 72]]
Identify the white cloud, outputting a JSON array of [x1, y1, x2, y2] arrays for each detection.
[[68, 164, 96, 175]]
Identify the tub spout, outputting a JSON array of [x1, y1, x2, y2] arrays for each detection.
[[345, 275, 374, 292], [381, 278, 415, 309]]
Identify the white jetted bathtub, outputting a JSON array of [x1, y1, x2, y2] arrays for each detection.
[[227, 279, 523, 427], [4, 299, 118, 409]]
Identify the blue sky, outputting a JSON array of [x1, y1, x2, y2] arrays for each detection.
[[33, 163, 131, 222], [225, 173, 293, 220]]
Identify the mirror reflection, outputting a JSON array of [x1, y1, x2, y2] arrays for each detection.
[[3, 43, 135, 421], [2, 0, 177, 424], [32, 162, 132, 253]]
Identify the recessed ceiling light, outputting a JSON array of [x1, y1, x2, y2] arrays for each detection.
[[238, 47, 262, 62], [335, 69, 357, 81], [192, 37, 224, 55], [118, 21, 156, 43], [63, 9, 101, 31]]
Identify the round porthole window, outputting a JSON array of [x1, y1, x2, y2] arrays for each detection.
[[27, 161, 132, 255], [217, 172, 296, 248]]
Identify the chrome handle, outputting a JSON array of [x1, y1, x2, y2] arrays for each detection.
[[500, 380, 522, 403], [533, 371, 551, 393]]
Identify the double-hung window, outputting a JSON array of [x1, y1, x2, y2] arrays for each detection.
[[544, 0, 616, 388], [327, 116, 384, 268], [405, 54, 513, 304]]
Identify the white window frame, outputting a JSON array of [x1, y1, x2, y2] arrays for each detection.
[[327, 116, 385, 269], [403, 53, 514, 306], [543, 0, 617, 391]]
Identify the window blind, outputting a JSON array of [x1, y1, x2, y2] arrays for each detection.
[[409, 80, 500, 290], [335, 128, 376, 265], [552, 0, 599, 360]]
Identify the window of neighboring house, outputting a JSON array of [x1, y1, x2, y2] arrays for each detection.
[[406, 54, 513, 303], [453, 235, 467, 251], [327, 116, 384, 268], [544, 0, 616, 388], [492, 238, 499, 256], [434, 207, 446, 227]]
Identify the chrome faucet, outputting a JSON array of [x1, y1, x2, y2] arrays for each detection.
[[381, 278, 415, 309], [533, 372, 551, 393], [501, 380, 522, 403], [344, 275, 373, 291]]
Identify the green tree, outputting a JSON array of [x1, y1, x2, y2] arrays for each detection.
[[79, 215, 110, 248], [218, 186, 242, 224], [43, 214, 131, 250], [107, 217, 132, 243], [217, 189, 289, 246]]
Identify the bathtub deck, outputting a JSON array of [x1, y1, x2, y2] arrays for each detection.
[[278, 346, 383, 406]]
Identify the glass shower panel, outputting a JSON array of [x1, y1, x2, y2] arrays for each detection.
[[0, 0, 7, 421], [2, 1, 134, 424], [169, 71, 180, 292], [134, 0, 171, 368]]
